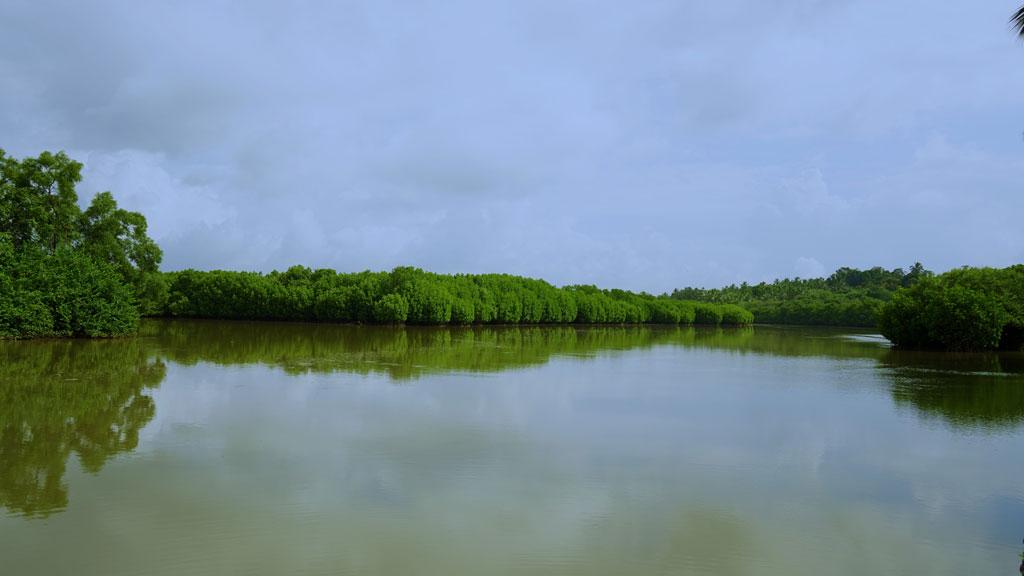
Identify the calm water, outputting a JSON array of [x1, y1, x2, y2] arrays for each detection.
[[1, 320, 1023, 575]]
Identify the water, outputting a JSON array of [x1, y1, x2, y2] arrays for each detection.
[[1, 320, 1022, 575]]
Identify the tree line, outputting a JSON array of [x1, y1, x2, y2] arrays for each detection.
[[670, 264, 933, 327], [5, 149, 1019, 349], [0, 150, 752, 338], [161, 266, 754, 327]]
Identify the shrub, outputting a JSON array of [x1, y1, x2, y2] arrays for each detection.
[[720, 304, 754, 326], [373, 293, 409, 324], [693, 302, 723, 325]]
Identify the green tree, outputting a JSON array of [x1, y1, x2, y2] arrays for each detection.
[[79, 191, 165, 313], [0, 150, 164, 339], [34, 249, 140, 337], [373, 293, 409, 323], [880, 266, 1024, 351], [0, 150, 83, 253]]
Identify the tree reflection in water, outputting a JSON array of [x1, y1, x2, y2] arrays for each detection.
[[882, 350, 1024, 431], [2, 320, 1022, 517], [0, 339, 164, 517]]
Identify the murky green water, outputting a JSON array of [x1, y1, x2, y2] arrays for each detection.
[[2, 320, 1023, 575]]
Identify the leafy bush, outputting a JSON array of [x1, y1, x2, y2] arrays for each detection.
[[373, 293, 409, 324], [693, 303, 723, 325], [33, 249, 139, 337], [880, 266, 1024, 351], [720, 304, 754, 326]]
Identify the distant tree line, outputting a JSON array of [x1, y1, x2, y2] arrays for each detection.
[[6, 149, 1018, 349], [161, 266, 754, 327], [879, 265, 1024, 351], [0, 149, 754, 339], [670, 264, 933, 327], [0, 150, 164, 338]]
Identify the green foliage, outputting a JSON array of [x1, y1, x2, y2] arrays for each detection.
[[0, 280, 52, 339], [314, 286, 357, 322], [161, 267, 753, 327], [373, 293, 409, 324], [1, 240, 136, 338], [449, 297, 475, 325], [693, 302, 723, 325], [403, 283, 453, 325], [879, 266, 1024, 351], [0, 150, 83, 253], [0, 150, 751, 335], [720, 304, 755, 326], [79, 191, 164, 312], [672, 264, 933, 327], [0, 150, 163, 338], [34, 249, 139, 337]]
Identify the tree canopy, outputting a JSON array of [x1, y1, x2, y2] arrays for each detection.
[[162, 266, 753, 327], [879, 265, 1024, 351], [0, 150, 163, 338], [670, 264, 932, 328]]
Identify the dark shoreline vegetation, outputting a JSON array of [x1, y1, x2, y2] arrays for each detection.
[[878, 265, 1024, 352], [2, 149, 1022, 351]]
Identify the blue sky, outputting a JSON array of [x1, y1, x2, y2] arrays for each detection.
[[2, 0, 1022, 292]]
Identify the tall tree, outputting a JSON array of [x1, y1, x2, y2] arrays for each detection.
[[0, 150, 83, 253], [79, 191, 162, 281], [1014, 6, 1024, 38], [1, 150, 166, 336]]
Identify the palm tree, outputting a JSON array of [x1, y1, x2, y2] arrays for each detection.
[[1014, 5, 1024, 37]]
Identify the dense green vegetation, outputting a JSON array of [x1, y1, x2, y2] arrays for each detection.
[[163, 267, 753, 327], [4, 149, 1020, 349], [879, 265, 1024, 351], [1, 151, 753, 339], [0, 150, 164, 338], [671, 264, 933, 327]]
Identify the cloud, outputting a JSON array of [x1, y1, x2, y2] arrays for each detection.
[[1, 0, 1022, 291]]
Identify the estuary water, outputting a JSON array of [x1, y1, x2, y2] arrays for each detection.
[[1, 320, 1022, 575]]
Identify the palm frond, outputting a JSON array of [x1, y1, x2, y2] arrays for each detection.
[[1013, 6, 1024, 38]]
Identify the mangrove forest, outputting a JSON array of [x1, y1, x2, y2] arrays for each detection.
[[2, 149, 1022, 351]]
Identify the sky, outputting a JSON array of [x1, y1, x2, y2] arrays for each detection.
[[1, 0, 1022, 293]]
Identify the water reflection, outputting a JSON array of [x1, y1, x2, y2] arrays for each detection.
[[0, 339, 164, 517], [143, 320, 1024, 430], [142, 321, 890, 378], [2, 320, 1023, 520], [143, 320, 712, 378], [881, 350, 1024, 431]]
